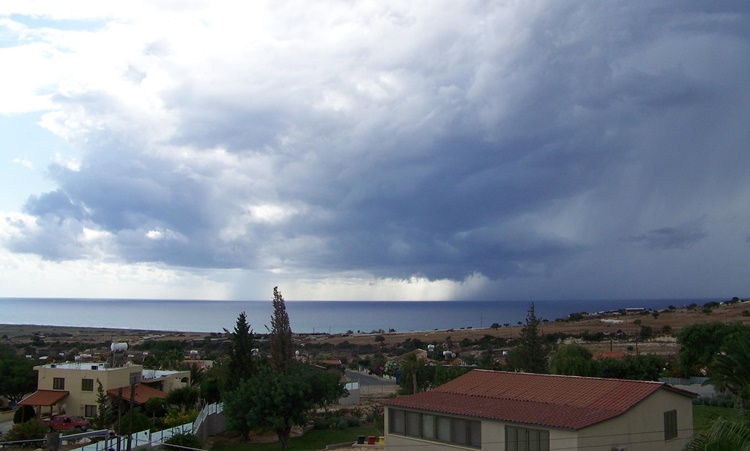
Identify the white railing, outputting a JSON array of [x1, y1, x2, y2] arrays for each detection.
[[70, 402, 223, 451]]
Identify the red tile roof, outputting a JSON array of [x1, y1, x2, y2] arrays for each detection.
[[107, 384, 167, 405], [384, 370, 694, 430], [19, 390, 69, 406]]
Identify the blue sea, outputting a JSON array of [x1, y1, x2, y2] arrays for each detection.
[[0, 298, 714, 334]]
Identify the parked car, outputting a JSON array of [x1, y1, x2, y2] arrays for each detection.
[[44, 414, 91, 432]]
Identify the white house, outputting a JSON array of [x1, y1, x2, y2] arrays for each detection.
[[384, 369, 695, 451]]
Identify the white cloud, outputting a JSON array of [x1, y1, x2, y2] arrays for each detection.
[[2, 2, 750, 300]]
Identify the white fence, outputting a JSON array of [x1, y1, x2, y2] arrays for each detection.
[[70, 403, 223, 451]]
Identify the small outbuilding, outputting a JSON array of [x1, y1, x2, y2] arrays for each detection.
[[384, 369, 695, 451]]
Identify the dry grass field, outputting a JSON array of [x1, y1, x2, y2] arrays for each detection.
[[2, 299, 749, 358]]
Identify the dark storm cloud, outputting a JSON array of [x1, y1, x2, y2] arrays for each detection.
[[627, 220, 708, 250], [12, 1, 750, 298], [23, 189, 86, 221]]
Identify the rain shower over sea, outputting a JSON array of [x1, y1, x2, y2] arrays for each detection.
[[0, 298, 711, 334]]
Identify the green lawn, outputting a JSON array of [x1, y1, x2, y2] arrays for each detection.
[[693, 404, 742, 434], [210, 426, 381, 451]]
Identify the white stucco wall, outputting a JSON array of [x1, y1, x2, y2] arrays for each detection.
[[385, 388, 693, 451], [576, 389, 693, 451]]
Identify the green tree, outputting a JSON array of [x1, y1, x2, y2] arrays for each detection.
[[703, 335, 750, 413], [397, 355, 435, 395], [165, 386, 200, 412], [399, 354, 424, 395], [0, 344, 37, 403], [199, 371, 223, 404], [117, 410, 152, 436], [507, 303, 550, 373], [224, 311, 255, 391], [142, 397, 168, 425], [593, 354, 665, 381], [301, 364, 346, 410], [685, 415, 750, 451], [181, 362, 204, 387], [677, 322, 750, 376], [91, 379, 114, 429], [550, 344, 594, 376], [224, 359, 342, 449], [433, 366, 471, 387], [154, 349, 185, 370], [269, 286, 293, 373]]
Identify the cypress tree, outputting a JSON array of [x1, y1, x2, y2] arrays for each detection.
[[225, 311, 255, 388], [510, 303, 550, 373], [270, 286, 293, 373]]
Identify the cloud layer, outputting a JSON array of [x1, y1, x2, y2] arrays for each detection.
[[2, 1, 750, 300]]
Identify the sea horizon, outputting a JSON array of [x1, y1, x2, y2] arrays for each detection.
[[0, 296, 723, 334]]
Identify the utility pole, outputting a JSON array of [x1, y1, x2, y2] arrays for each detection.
[[117, 388, 122, 451], [127, 374, 137, 451]]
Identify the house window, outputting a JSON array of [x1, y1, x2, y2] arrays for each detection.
[[422, 414, 436, 440], [436, 416, 452, 442], [84, 405, 97, 418], [390, 409, 405, 435], [82, 379, 94, 392], [468, 419, 482, 447], [664, 409, 678, 440], [405, 411, 420, 437], [506, 426, 550, 451], [453, 418, 468, 445], [388, 408, 481, 448], [53, 377, 65, 390]]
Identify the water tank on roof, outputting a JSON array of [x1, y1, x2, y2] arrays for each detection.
[[111, 342, 129, 352]]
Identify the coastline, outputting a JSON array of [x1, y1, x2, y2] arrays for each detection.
[[3, 299, 749, 350]]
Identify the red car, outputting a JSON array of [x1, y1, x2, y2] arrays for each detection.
[[44, 415, 91, 432]]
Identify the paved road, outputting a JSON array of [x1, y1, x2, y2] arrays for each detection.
[[345, 370, 395, 386], [0, 420, 12, 435], [345, 370, 398, 398]]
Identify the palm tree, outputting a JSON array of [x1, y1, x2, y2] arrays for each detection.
[[685, 415, 750, 451], [703, 335, 750, 413], [400, 353, 424, 394]]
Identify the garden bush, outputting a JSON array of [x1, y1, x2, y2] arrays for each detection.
[[163, 432, 202, 451], [13, 406, 36, 424], [4, 419, 47, 446], [313, 418, 331, 430], [335, 418, 349, 430]]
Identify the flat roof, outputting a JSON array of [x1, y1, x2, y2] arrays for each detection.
[[36, 362, 141, 371]]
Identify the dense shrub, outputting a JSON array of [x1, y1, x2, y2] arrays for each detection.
[[335, 417, 350, 430], [163, 432, 202, 451], [313, 417, 331, 430], [162, 409, 198, 428], [13, 406, 37, 424], [4, 419, 47, 446], [117, 410, 152, 434]]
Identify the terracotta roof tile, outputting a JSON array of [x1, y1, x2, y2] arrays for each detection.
[[107, 384, 167, 405], [385, 370, 693, 430], [19, 390, 69, 406]]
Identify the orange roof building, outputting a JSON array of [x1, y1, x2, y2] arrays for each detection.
[[384, 369, 695, 451], [21, 362, 190, 419]]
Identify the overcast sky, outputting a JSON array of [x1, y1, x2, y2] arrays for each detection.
[[1, 1, 749, 301]]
